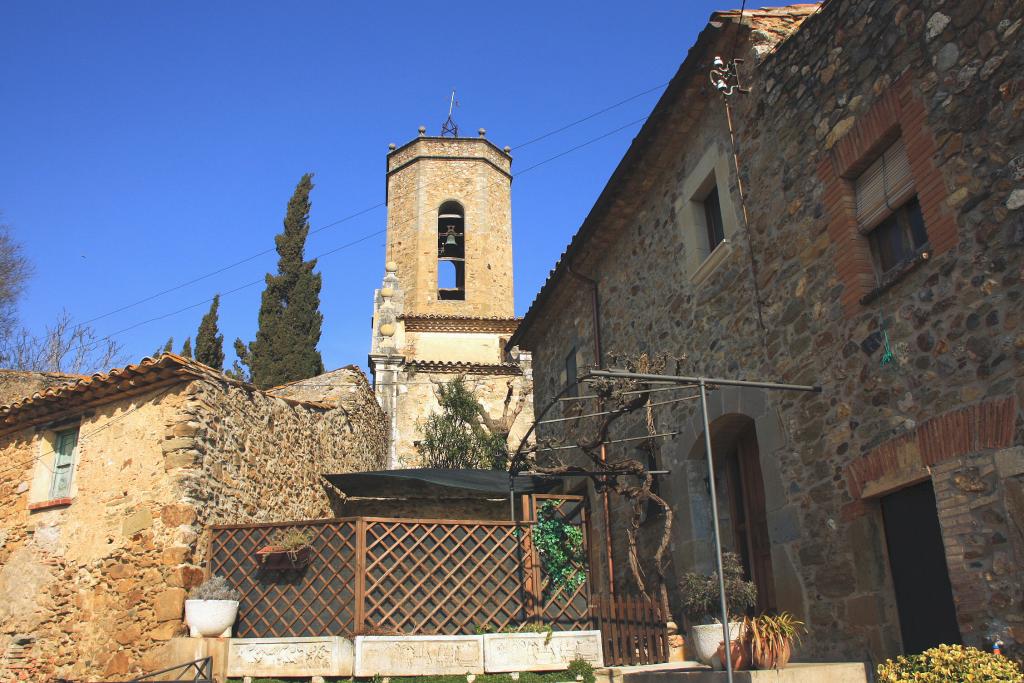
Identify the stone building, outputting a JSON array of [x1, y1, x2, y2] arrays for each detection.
[[0, 354, 387, 681], [511, 0, 1022, 665], [369, 128, 533, 467]]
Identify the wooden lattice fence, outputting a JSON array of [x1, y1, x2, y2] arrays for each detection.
[[208, 516, 591, 638]]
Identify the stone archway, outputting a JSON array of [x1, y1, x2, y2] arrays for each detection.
[[660, 385, 808, 621]]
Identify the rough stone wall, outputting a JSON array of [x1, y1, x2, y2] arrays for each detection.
[[0, 375, 388, 681], [170, 378, 388, 540], [265, 365, 381, 413], [389, 367, 533, 469], [384, 136, 515, 318], [525, 0, 1022, 664]]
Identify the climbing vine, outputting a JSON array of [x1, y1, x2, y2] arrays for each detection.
[[533, 500, 586, 593]]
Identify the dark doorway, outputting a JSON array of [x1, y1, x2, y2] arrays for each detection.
[[880, 481, 961, 653], [714, 426, 776, 612]]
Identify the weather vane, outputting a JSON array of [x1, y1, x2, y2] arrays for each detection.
[[440, 90, 459, 137]]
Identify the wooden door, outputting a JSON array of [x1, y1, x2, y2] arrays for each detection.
[[718, 428, 775, 612]]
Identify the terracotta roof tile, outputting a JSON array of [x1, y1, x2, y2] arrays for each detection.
[[0, 353, 329, 435], [405, 360, 524, 375]]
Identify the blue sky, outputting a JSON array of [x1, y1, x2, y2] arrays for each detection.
[[1, 1, 726, 373]]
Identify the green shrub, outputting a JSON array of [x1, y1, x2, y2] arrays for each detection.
[[567, 657, 596, 683], [679, 552, 757, 624], [877, 644, 1023, 682]]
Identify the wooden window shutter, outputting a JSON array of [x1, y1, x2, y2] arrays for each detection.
[[855, 138, 915, 232], [49, 428, 78, 499]]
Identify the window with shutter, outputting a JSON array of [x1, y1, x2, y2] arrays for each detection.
[[855, 139, 929, 280], [855, 138, 915, 231], [49, 427, 78, 499]]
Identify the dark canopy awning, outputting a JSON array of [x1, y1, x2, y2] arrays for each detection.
[[323, 468, 559, 499]]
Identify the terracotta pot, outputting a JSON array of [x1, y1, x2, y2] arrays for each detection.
[[751, 640, 791, 670], [716, 638, 748, 671]]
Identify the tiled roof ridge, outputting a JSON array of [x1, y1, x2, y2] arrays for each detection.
[[0, 353, 331, 428], [405, 359, 524, 374], [399, 314, 522, 322]]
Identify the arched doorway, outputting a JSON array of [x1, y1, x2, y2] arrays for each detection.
[[697, 414, 776, 613]]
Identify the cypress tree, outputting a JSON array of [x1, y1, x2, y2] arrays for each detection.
[[157, 337, 173, 356], [234, 173, 324, 388], [195, 295, 225, 370], [180, 337, 192, 358]]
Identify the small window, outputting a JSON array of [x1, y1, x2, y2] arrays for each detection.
[[564, 346, 578, 398], [50, 427, 79, 499], [869, 197, 927, 276], [703, 185, 726, 253]]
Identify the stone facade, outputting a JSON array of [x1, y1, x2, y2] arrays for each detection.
[[513, 0, 1022, 666], [369, 130, 534, 467], [0, 355, 387, 680]]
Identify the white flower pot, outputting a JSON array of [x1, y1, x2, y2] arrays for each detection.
[[184, 599, 239, 638], [689, 622, 742, 667]]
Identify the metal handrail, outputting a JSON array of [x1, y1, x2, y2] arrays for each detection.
[[129, 656, 213, 682]]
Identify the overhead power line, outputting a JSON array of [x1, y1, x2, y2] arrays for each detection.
[[69, 113, 650, 358], [77, 81, 668, 329]]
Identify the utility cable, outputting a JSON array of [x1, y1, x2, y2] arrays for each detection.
[[77, 83, 668, 329], [66, 115, 650, 357]]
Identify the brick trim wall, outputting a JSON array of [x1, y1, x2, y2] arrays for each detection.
[[819, 77, 958, 317], [845, 396, 1018, 499]]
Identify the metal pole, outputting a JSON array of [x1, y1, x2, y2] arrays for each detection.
[[509, 475, 516, 522], [700, 378, 734, 682], [587, 369, 820, 393]]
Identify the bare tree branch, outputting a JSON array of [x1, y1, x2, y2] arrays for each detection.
[[1, 309, 128, 374]]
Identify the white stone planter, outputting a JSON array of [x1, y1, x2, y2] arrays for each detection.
[[482, 630, 604, 672], [689, 622, 742, 666], [184, 599, 239, 638]]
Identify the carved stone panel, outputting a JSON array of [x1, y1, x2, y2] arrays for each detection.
[[483, 631, 604, 672], [226, 636, 354, 677], [354, 635, 485, 676]]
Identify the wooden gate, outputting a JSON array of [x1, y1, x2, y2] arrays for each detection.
[[590, 594, 669, 666]]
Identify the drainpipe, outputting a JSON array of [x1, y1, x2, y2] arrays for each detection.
[[566, 264, 615, 596]]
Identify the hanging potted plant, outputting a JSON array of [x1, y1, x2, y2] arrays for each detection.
[[184, 576, 241, 638], [679, 552, 757, 668], [256, 528, 315, 569], [748, 612, 804, 670]]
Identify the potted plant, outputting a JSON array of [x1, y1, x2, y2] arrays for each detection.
[[679, 552, 757, 668], [256, 528, 315, 569], [184, 575, 241, 638], [748, 612, 804, 670]]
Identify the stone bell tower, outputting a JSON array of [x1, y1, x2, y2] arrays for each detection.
[[369, 125, 533, 468]]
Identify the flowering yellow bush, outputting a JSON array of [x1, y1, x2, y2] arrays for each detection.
[[877, 644, 1023, 682]]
